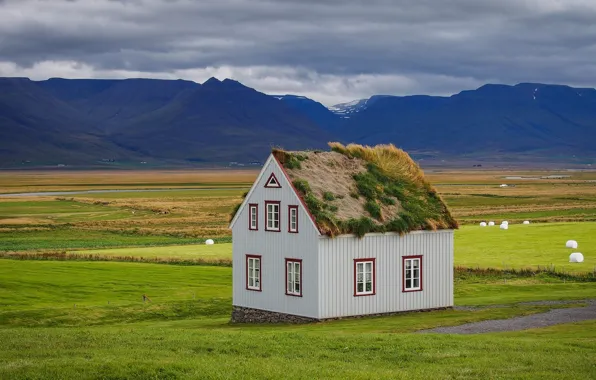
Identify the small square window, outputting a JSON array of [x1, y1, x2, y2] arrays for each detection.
[[354, 259, 375, 296], [265, 201, 280, 231], [403, 256, 422, 292]]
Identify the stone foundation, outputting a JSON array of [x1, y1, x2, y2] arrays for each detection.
[[230, 305, 453, 324], [230, 306, 318, 324]]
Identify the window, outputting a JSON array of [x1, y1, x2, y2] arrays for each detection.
[[246, 255, 261, 291], [288, 205, 298, 233], [265, 173, 281, 188], [248, 204, 258, 231], [265, 201, 280, 231], [354, 259, 375, 296], [285, 259, 302, 296], [403, 256, 422, 292]]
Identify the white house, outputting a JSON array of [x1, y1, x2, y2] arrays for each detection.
[[229, 144, 457, 323]]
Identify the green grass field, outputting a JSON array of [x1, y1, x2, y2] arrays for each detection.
[[456, 222, 595, 273], [1, 169, 596, 378], [63, 222, 595, 274], [72, 243, 233, 260], [0, 259, 595, 379]]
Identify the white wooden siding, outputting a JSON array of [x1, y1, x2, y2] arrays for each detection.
[[232, 156, 320, 318], [317, 230, 453, 319]]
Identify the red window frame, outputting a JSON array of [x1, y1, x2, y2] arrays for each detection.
[[246, 254, 262, 291], [264, 172, 281, 188], [402, 255, 423, 292], [248, 203, 258, 231], [264, 200, 281, 232], [285, 258, 303, 297], [288, 205, 299, 233], [353, 258, 376, 297]]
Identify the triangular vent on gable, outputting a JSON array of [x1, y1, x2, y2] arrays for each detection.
[[265, 173, 281, 188]]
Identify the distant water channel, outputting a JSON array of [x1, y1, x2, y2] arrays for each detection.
[[0, 188, 240, 197]]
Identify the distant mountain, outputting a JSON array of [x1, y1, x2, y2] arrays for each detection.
[[108, 79, 334, 162], [328, 99, 369, 118], [39, 78, 198, 125], [0, 77, 334, 165], [1, 77, 595, 166], [340, 83, 596, 158], [0, 78, 137, 165], [273, 95, 342, 136]]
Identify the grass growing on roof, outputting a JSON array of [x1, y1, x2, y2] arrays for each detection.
[[276, 143, 458, 237]]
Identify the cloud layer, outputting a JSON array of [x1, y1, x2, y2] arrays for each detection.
[[1, 0, 595, 105]]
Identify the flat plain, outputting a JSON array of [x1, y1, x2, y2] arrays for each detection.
[[0, 167, 595, 379]]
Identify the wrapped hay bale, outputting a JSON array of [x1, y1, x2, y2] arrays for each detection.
[[565, 240, 578, 249], [479, 222, 487, 227], [488, 221, 495, 226], [500, 223, 508, 230], [205, 239, 215, 245], [569, 252, 584, 263], [523, 220, 530, 225]]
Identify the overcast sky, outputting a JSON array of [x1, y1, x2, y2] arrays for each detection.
[[1, 0, 595, 105]]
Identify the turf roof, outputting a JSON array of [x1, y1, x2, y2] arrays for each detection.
[[272, 143, 458, 237]]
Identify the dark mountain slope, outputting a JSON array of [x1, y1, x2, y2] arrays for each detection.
[[341, 83, 596, 156], [108, 78, 335, 161], [0, 78, 136, 164], [273, 95, 342, 135], [39, 78, 199, 126]]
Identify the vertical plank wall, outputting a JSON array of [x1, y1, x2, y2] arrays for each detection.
[[232, 156, 320, 318], [317, 230, 454, 319]]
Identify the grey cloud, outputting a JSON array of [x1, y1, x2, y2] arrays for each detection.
[[1, 0, 596, 103]]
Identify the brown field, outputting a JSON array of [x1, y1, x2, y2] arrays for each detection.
[[0, 167, 595, 249], [0, 169, 257, 193]]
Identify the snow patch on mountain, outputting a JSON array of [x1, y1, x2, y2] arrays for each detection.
[[328, 98, 369, 118]]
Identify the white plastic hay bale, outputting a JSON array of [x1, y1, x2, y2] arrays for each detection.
[[488, 221, 495, 226], [500, 223, 508, 230], [565, 240, 578, 249], [499, 184, 508, 188], [479, 222, 487, 227], [569, 252, 584, 263], [205, 239, 214, 245], [523, 220, 530, 225], [501, 220, 509, 225]]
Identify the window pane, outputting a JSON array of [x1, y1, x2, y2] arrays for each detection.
[[357, 283, 363, 293], [255, 259, 260, 270], [295, 283, 300, 293], [365, 272, 371, 282], [405, 269, 411, 279], [406, 260, 411, 269], [414, 269, 419, 279], [406, 279, 411, 289], [249, 260, 254, 271], [365, 282, 372, 292], [365, 262, 372, 272], [414, 278, 419, 288], [413, 259, 419, 269]]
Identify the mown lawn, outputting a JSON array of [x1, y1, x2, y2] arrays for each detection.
[[456, 222, 595, 273], [66, 222, 596, 274], [72, 243, 233, 260], [0, 228, 230, 251], [0, 259, 595, 379]]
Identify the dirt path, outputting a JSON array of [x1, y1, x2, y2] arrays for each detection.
[[420, 300, 596, 334]]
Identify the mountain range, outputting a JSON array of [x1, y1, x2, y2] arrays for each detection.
[[1, 77, 595, 166]]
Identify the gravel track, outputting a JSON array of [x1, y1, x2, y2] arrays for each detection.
[[420, 300, 596, 334]]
